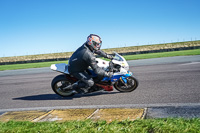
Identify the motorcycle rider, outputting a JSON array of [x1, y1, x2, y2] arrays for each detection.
[[68, 34, 113, 93]]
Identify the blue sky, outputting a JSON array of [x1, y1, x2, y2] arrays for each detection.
[[0, 0, 200, 57]]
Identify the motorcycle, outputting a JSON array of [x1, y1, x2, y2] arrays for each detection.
[[50, 52, 139, 97]]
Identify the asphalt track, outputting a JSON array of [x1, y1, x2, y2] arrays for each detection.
[[0, 55, 200, 113]]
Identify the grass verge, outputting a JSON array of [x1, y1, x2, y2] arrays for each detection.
[[123, 48, 200, 60], [0, 49, 200, 71], [1, 40, 199, 63], [0, 60, 68, 71], [0, 118, 199, 133]]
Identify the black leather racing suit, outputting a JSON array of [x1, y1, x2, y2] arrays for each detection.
[[68, 43, 109, 90]]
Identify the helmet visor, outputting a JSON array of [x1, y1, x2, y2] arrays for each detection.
[[93, 41, 102, 50]]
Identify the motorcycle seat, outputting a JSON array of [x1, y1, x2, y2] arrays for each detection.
[[50, 63, 69, 74]]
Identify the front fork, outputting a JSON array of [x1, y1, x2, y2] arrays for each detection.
[[119, 71, 133, 85]]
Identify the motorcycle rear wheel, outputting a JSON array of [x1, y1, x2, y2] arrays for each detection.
[[114, 76, 139, 92], [51, 74, 75, 97]]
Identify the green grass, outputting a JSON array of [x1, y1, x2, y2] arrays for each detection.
[[0, 60, 68, 71], [124, 49, 200, 61], [0, 49, 200, 71], [0, 118, 199, 133]]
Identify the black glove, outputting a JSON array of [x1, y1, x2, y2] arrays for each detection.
[[105, 72, 113, 78], [107, 54, 113, 59]]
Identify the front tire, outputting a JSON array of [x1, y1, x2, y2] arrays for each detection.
[[114, 76, 139, 92], [51, 74, 75, 97]]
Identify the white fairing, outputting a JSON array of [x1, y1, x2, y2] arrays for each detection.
[[50, 52, 130, 75], [112, 52, 129, 71], [95, 58, 109, 70], [50, 63, 69, 74]]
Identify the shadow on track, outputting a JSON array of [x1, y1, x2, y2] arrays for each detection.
[[12, 91, 121, 101]]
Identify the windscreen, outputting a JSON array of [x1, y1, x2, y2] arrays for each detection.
[[113, 52, 124, 61]]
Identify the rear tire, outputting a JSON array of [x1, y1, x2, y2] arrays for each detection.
[[114, 76, 139, 92], [51, 74, 75, 97]]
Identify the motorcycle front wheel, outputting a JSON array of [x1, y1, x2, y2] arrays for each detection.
[[51, 74, 75, 97], [114, 76, 139, 92]]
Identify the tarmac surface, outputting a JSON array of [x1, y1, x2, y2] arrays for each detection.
[[147, 106, 200, 118], [0, 55, 200, 121]]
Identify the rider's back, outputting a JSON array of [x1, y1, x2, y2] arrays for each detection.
[[68, 43, 95, 74]]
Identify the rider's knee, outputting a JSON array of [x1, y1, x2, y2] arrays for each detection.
[[87, 80, 94, 87]]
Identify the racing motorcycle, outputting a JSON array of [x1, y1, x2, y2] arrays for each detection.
[[50, 52, 139, 97]]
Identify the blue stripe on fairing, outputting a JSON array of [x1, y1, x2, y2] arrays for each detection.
[[102, 73, 132, 82], [89, 69, 133, 82], [88, 69, 98, 77]]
